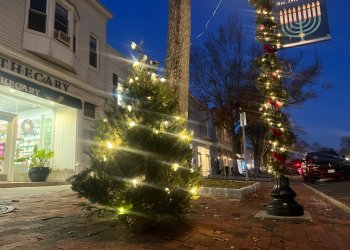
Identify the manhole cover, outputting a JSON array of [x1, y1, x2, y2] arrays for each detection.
[[0, 205, 14, 215]]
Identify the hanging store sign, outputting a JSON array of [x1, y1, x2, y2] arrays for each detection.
[[0, 71, 82, 109], [273, 0, 331, 48], [0, 56, 70, 92]]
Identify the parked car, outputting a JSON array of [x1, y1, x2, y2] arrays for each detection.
[[285, 159, 302, 175], [301, 150, 344, 183], [342, 160, 350, 177]]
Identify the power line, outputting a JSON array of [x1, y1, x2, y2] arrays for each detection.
[[162, 0, 229, 64]]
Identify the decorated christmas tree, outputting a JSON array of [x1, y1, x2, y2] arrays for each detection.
[[70, 43, 199, 221]]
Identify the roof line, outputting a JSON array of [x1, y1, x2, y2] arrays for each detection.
[[88, 0, 113, 20]]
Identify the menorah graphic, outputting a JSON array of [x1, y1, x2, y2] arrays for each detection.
[[279, 1, 322, 41]]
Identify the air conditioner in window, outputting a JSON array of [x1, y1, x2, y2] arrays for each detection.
[[54, 30, 70, 46]]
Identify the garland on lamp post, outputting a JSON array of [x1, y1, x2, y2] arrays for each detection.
[[250, 0, 289, 177], [250, 0, 304, 216]]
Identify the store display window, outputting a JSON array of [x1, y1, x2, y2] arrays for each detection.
[[16, 113, 53, 162], [0, 85, 77, 178]]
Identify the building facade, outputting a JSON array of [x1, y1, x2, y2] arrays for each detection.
[[0, 0, 129, 182], [214, 126, 234, 175], [188, 95, 212, 177], [188, 95, 235, 177]]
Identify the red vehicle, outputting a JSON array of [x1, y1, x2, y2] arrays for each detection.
[[286, 159, 302, 175], [301, 151, 343, 183]]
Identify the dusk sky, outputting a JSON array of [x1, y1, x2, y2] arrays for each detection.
[[100, 0, 350, 150]]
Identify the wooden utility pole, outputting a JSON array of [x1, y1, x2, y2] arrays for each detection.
[[166, 0, 191, 117]]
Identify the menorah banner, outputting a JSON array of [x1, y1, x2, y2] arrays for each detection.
[[273, 0, 331, 48]]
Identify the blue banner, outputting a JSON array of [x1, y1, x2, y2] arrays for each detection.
[[273, 0, 331, 48]]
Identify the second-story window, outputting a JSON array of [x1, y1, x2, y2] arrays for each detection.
[[54, 3, 69, 34], [28, 0, 47, 33], [89, 35, 98, 68], [223, 129, 228, 142]]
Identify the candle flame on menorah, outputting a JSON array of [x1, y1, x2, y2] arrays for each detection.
[[279, 1, 322, 41]]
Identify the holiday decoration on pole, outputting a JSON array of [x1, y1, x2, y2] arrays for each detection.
[[249, 0, 304, 216], [274, 0, 331, 48], [250, 0, 290, 178], [70, 42, 199, 223]]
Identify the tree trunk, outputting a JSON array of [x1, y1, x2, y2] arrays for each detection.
[[249, 122, 268, 173], [166, 0, 191, 116], [253, 144, 261, 172]]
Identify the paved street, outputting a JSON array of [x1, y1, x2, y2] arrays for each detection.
[[305, 179, 350, 208], [1, 180, 350, 250]]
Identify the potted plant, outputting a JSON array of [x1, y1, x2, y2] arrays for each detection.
[[28, 146, 54, 182]]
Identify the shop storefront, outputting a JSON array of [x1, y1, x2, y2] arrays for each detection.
[[217, 148, 233, 175], [0, 56, 82, 182], [197, 146, 211, 177]]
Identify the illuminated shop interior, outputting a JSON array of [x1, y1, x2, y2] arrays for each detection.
[[0, 85, 77, 181]]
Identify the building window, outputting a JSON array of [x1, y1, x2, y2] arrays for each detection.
[[197, 146, 211, 176], [217, 127, 224, 140], [199, 121, 207, 137], [54, 3, 69, 34], [84, 102, 96, 119], [53, 3, 71, 46], [89, 35, 98, 68], [28, 0, 47, 33]]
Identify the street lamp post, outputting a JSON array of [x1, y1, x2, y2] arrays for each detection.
[[249, 0, 304, 216], [240, 112, 248, 182]]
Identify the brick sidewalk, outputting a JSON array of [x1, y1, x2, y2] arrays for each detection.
[[1, 180, 350, 250]]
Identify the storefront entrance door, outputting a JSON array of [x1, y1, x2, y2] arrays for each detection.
[[0, 112, 17, 181]]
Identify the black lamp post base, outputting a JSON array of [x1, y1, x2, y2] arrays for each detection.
[[267, 175, 304, 217]]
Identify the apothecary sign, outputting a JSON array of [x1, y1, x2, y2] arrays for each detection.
[[273, 0, 331, 48], [0, 56, 70, 92], [0, 71, 82, 110], [0, 55, 82, 109]]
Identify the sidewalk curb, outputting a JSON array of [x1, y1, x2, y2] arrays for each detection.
[[200, 182, 261, 198], [209, 174, 272, 182], [302, 183, 350, 214], [0, 182, 69, 188], [255, 210, 313, 222]]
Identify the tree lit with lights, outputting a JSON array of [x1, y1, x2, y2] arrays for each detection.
[[70, 43, 199, 222], [250, 0, 303, 216]]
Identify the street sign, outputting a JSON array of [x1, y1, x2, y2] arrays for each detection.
[[273, 0, 331, 48], [240, 112, 247, 127]]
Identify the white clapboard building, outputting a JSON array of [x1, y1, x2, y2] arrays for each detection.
[[0, 0, 129, 182]]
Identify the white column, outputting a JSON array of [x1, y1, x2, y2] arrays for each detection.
[[52, 107, 77, 171]]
